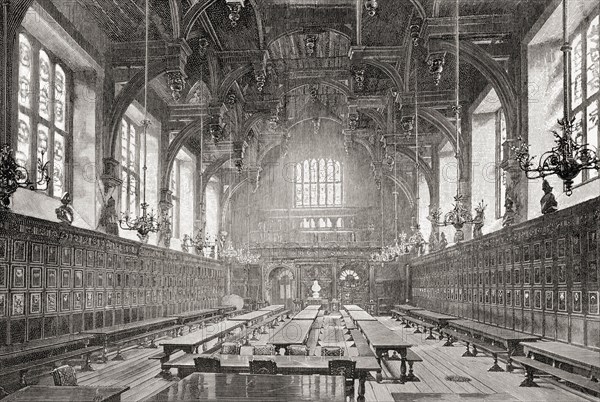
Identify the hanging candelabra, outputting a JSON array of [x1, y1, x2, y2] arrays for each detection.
[[0, 144, 50, 209], [427, 0, 483, 244], [512, 0, 599, 195], [119, 0, 160, 243], [398, 62, 428, 255]]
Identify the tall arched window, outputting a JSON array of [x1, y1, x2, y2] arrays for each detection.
[[294, 158, 342, 207], [17, 32, 71, 198], [571, 13, 599, 185]]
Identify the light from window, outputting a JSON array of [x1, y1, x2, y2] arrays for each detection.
[[570, 13, 600, 184], [295, 158, 342, 207], [120, 118, 140, 216], [17, 32, 70, 197]]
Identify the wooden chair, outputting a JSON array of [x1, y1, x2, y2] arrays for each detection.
[[220, 342, 240, 355], [322, 346, 344, 356], [253, 344, 275, 356], [287, 345, 309, 356], [328, 359, 356, 397], [52, 365, 78, 386], [249, 360, 278, 375], [194, 356, 221, 373]]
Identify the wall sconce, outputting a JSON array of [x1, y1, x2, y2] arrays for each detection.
[[225, 0, 245, 27], [364, 0, 378, 17]]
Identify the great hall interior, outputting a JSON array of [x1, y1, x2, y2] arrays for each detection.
[[0, 0, 599, 401]]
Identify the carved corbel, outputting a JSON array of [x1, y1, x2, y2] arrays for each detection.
[[208, 103, 226, 143], [426, 52, 446, 86], [166, 70, 187, 102], [352, 66, 365, 91]]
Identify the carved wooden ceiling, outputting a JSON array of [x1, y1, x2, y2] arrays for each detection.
[[76, 0, 552, 170]]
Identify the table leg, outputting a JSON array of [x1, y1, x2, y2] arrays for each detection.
[[357, 372, 367, 402], [506, 349, 514, 372], [399, 350, 407, 383], [405, 361, 419, 382], [81, 351, 95, 371], [442, 334, 454, 347], [488, 353, 504, 372], [101, 339, 109, 363], [462, 342, 473, 357], [112, 344, 125, 361], [375, 350, 384, 382], [519, 366, 539, 387], [425, 327, 435, 340]]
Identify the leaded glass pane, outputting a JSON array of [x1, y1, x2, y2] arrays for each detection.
[[334, 161, 341, 182], [129, 175, 137, 212], [121, 170, 128, 212], [54, 65, 66, 130], [572, 34, 583, 108], [303, 184, 310, 206], [303, 160, 309, 183], [36, 124, 49, 164], [310, 159, 317, 182], [319, 183, 326, 205], [327, 183, 334, 205], [38, 50, 51, 120], [326, 159, 334, 182], [18, 35, 32, 108], [53, 132, 65, 195], [310, 183, 317, 206], [319, 159, 326, 182], [295, 163, 302, 182], [17, 113, 31, 168], [295, 183, 302, 206], [588, 100, 599, 178], [335, 183, 342, 204], [587, 16, 599, 97]]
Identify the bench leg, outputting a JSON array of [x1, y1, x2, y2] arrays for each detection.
[[405, 361, 419, 382], [488, 353, 504, 372], [357, 372, 367, 402], [101, 340, 109, 363], [425, 327, 435, 340], [156, 356, 175, 380], [413, 325, 422, 334], [519, 367, 539, 387], [472, 344, 479, 357], [251, 329, 260, 341], [443, 334, 454, 347], [19, 369, 28, 387], [403, 320, 411, 329], [112, 344, 125, 361], [462, 343, 473, 357], [506, 351, 514, 372], [149, 336, 158, 349], [81, 352, 95, 371]]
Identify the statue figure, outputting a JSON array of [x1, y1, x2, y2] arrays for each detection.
[[311, 280, 321, 298], [55, 192, 74, 225], [98, 196, 119, 235], [472, 201, 486, 239], [540, 179, 558, 214], [181, 234, 191, 253], [502, 193, 516, 227], [429, 232, 439, 253], [438, 232, 448, 250], [157, 208, 172, 248]]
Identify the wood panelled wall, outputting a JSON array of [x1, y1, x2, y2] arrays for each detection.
[[411, 196, 600, 350], [0, 211, 225, 346]]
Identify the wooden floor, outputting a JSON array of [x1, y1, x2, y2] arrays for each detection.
[[38, 315, 595, 401]]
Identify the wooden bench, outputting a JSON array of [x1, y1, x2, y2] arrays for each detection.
[[442, 328, 508, 372], [512, 356, 600, 397], [340, 311, 356, 331], [109, 323, 184, 361], [390, 309, 405, 321], [0, 345, 102, 392], [402, 316, 434, 337], [349, 330, 376, 357]]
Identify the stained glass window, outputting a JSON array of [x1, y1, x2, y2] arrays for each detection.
[[294, 158, 342, 207], [570, 12, 600, 184], [17, 32, 71, 198]]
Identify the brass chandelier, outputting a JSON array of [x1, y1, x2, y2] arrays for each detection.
[[427, 0, 484, 244], [512, 0, 599, 195], [119, 0, 160, 243]]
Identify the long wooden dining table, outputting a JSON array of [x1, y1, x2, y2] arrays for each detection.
[[145, 373, 345, 401], [163, 354, 381, 401], [2, 385, 130, 402]]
